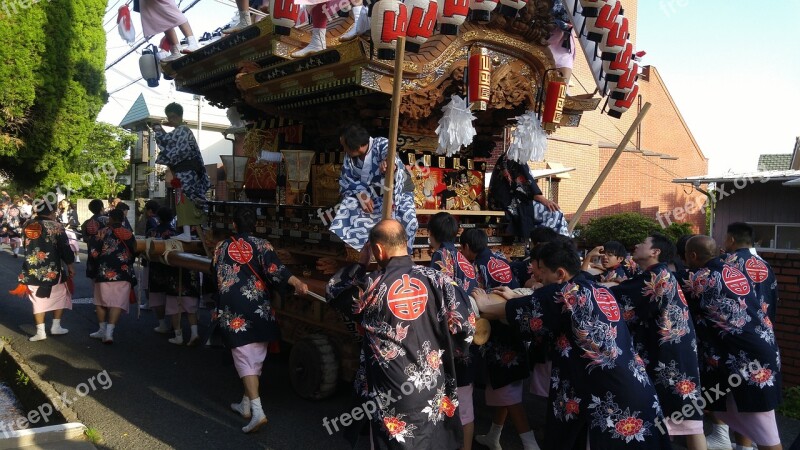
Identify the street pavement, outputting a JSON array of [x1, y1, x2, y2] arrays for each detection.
[[0, 244, 798, 449]]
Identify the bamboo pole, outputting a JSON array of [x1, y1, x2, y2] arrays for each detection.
[[381, 37, 406, 220], [568, 102, 652, 232]]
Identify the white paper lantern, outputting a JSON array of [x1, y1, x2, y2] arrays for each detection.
[[599, 14, 628, 57], [608, 83, 638, 118], [469, 0, 498, 23], [371, 0, 408, 60], [609, 61, 637, 100], [498, 0, 526, 18], [139, 45, 160, 87], [270, 0, 301, 35], [405, 0, 437, 53], [437, 0, 469, 35], [586, 0, 619, 43]]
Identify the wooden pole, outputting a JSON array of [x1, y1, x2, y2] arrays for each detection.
[[568, 102, 652, 231], [381, 36, 406, 220]]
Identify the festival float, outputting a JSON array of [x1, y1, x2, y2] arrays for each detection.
[[143, 0, 643, 399]]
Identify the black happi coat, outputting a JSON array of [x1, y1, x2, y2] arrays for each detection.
[[473, 247, 529, 389], [683, 257, 782, 412], [507, 274, 670, 449], [212, 233, 292, 348], [612, 263, 702, 421], [328, 256, 475, 449]]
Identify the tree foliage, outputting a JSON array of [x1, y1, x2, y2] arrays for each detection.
[[577, 213, 695, 250], [58, 122, 135, 199], [0, 0, 107, 190]]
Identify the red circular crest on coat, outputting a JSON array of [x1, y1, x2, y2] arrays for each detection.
[[86, 219, 99, 235], [387, 274, 428, 321], [488, 257, 512, 284], [745, 257, 768, 283], [227, 238, 254, 265], [113, 227, 133, 240], [676, 287, 688, 306], [457, 252, 476, 279], [24, 222, 42, 240], [593, 286, 620, 322], [722, 266, 751, 296]]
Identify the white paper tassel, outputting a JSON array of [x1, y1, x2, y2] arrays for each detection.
[[435, 95, 476, 157], [507, 110, 548, 163]]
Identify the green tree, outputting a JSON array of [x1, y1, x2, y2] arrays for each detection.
[[58, 122, 136, 199], [0, 0, 107, 190], [578, 213, 695, 250]]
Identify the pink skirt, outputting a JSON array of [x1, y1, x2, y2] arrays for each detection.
[[485, 380, 523, 407], [548, 29, 576, 69], [232, 342, 269, 378], [139, 0, 188, 36], [456, 384, 474, 425], [28, 282, 72, 314], [165, 295, 198, 315], [529, 361, 552, 397], [714, 394, 781, 446], [94, 281, 130, 313], [664, 418, 703, 436], [65, 229, 80, 254]]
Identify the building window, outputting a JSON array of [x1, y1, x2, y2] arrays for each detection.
[[751, 223, 800, 252]]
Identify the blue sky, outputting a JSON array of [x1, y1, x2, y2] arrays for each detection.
[[636, 0, 800, 174], [101, 0, 800, 175]]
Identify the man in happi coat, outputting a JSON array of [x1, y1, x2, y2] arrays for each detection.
[[87, 209, 137, 344], [10, 201, 75, 341], [477, 240, 671, 450], [80, 199, 109, 283], [611, 234, 704, 448], [329, 124, 418, 253], [581, 241, 639, 285], [427, 212, 479, 449], [326, 220, 475, 449], [152, 102, 210, 234], [213, 207, 308, 434], [684, 236, 782, 450], [459, 228, 536, 450], [723, 222, 778, 322]]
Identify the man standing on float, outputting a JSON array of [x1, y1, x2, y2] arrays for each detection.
[[328, 124, 418, 253]]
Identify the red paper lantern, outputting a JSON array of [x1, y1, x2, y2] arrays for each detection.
[[270, 0, 301, 35], [600, 14, 628, 57], [437, 0, 469, 35], [608, 84, 638, 118], [498, 0, 526, 18], [469, 0, 498, 23], [468, 47, 491, 110], [542, 80, 567, 131], [405, 0, 438, 53], [586, 0, 620, 43], [371, 0, 408, 60]]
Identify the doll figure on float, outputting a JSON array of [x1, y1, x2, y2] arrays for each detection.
[[291, 0, 370, 58]]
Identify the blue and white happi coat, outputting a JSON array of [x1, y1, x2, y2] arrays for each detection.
[[154, 125, 210, 205], [330, 137, 418, 252]]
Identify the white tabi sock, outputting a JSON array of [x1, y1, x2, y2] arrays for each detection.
[[734, 446, 754, 450], [242, 397, 268, 433], [520, 431, 540, 450], [30, 323, 47, 341], [231, 395, 251, 418], [706, 423, 732, 450], [190, 324, 198, 339], [105, 323, 115, 337], [475, 423, 503, 449], [239, 11, 251, 26], [51, 318, 68, 334]]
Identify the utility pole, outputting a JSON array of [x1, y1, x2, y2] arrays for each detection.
[[194, 95, 203, 149]]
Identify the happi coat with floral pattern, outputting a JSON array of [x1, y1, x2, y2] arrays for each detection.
[[87, 224, 136, 284], [212, 233, 293, 348], [724, 248, 778, 322], [506, 274, 670, 449], [18, 218, 75, 296], [327, 256, 475, 449], [683, 256, 781, 412], [473, 247, 529, 389], [611, 262, 702, 422]]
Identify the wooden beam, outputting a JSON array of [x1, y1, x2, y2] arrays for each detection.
[[382, 37, 406, 220], [568, 102, 652, 231]]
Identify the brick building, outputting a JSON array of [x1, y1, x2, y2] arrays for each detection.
[[528, 0, 709, 231]]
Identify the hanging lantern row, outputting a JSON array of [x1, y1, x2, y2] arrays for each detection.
[[405, 0, 438, 53], [573, 0, 640, 118]]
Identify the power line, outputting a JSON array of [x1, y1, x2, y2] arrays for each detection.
[[108, 77, 143, 95]]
